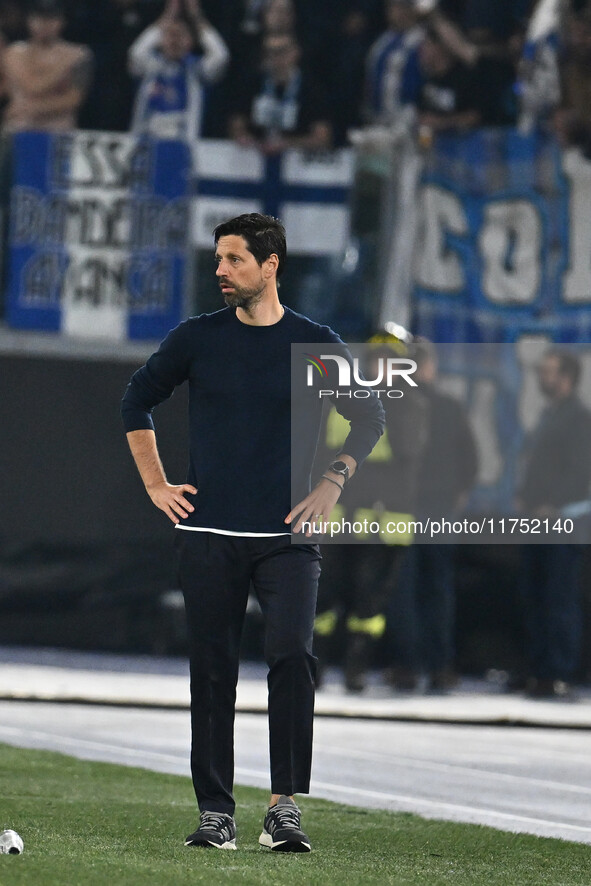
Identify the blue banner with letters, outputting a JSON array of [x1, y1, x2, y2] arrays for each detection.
[[6, 131, 190, 341], [412, 128, 591, 343]]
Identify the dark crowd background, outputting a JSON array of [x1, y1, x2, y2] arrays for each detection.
[[0, 0, 590, 147]]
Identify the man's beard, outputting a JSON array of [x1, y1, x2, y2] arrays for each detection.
[[222, 281, 265, 312]]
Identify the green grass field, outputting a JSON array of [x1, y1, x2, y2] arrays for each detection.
[[1, 742, 590, 886]]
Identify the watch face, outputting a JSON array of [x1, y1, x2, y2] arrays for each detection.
[[332, 461, 348, 472]]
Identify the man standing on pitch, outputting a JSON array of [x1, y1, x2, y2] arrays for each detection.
[[121, 213, 384, 852]]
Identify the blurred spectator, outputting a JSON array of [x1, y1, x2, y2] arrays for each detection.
[[129, 0, 229, 141], [220, 0, 374, 147], [296, 0, 383, 68], [387, 339, 478, 693], [213, 0, 296, 137], [212, 0, 321, 81], [554, 6, 591, 151], [327, 3, 386, 144], [314, 333, 428, 693], [98, 0, 164, 131], [228, 1, 299, 47], [2, 0, 93, 132], [364, 0, 424, 127], [459, 0, 529, 48], [64, 0, 164, 132], [206, 0, 382, 141], [409, 29, 485, 134], [515, 349, 591, 699], [228, 30, 332, 153], [263, 0, 295, 34], [0, 31, 8, 122], [420, 7, 521, 128], [227, 0, 296, 71]]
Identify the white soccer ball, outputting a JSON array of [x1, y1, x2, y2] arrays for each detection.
[[0, 830, 24, 854]]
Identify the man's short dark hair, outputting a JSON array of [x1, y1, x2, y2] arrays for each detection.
[[545, 348, 582, 389], [213, 213, 287, 277]]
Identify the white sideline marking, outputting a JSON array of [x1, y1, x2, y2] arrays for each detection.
[[234, 765, 591, 837], [307, 779, 591, 837], [0, 725, 185, 767], [2, 724, 591, 840]]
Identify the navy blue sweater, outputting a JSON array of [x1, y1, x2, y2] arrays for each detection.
[[121, 306, 385, 533]]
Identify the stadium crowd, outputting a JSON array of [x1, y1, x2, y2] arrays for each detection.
[[0, 0, 590, 151]]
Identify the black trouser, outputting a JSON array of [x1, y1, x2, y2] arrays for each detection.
[[176, 530, 321, 815]]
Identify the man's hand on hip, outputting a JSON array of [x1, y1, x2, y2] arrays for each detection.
[[285, 478, 343, 538], [147, 481, 197, 524]]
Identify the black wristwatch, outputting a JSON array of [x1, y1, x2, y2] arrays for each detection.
[[327, 460, 350, 485]]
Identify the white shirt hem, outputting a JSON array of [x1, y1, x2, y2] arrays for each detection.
[[175, 525, 290, 538]]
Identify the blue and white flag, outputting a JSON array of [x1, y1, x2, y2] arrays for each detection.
[[191, 139, 354, 256], [7, 131, 190, 340]]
